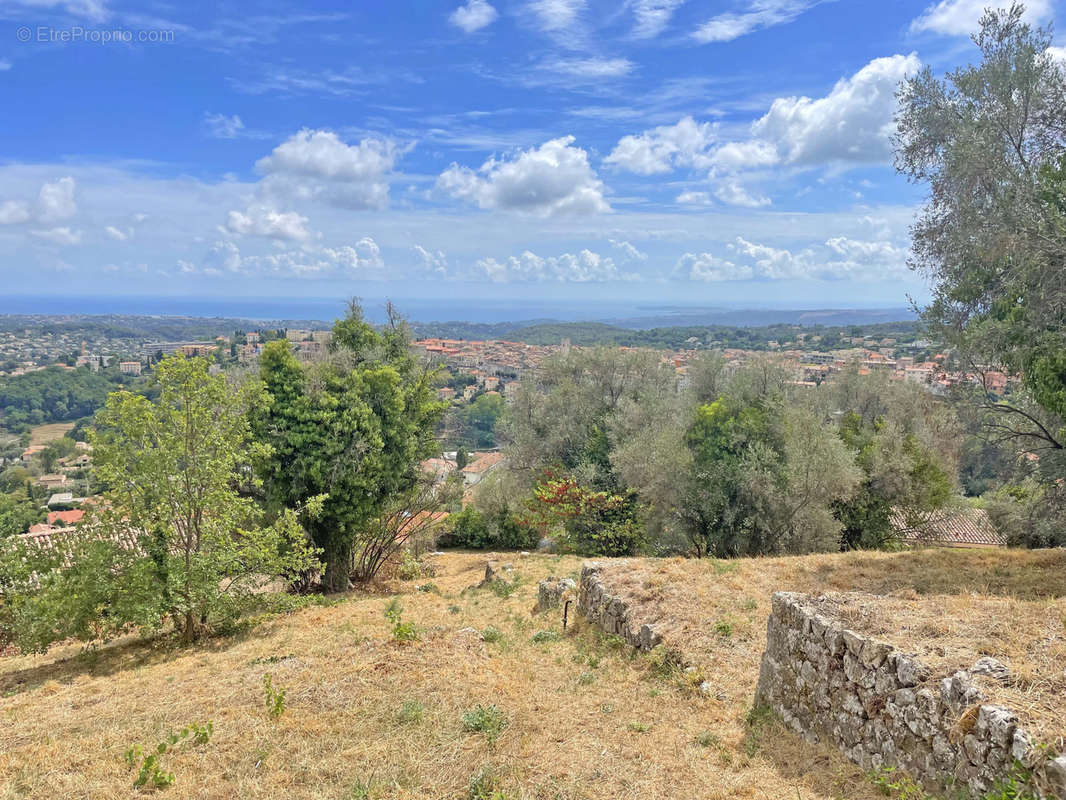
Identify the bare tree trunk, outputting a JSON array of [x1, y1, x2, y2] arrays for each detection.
[[322, 540, 353, 593]]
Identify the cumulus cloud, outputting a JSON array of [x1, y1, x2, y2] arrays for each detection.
[[693, 0, 817, 43], [752, 54, 920, 166], [322, 238, 383, 270], [255, 129, 398, 210], [605, 116, 717, 175], [714, 181, 770, 207], [675, 251, 751, 281], [0, 60, 11, 72], [437, 136, 609, 216], [609, 239, 648, 261], [414, 245, 449, 275], [705, 54, 919, 173], [38, 176, 77, 221], [30, 226, 82, 245], [630, 0, 686, 38], [1046, 46, 1066, 64], [475, 248, 622, 282], [204, 113, 246, 139], [450, 0, 498, 32], [225, 206, 313, 241], [0, 200, 31, 224], [911, 0, 1052, 36], [822, 235, 908, 278], [729, 237, 811, 279], [104, 225, 129, 241]]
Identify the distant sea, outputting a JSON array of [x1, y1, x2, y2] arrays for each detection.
[[0, 295, 918, 328]]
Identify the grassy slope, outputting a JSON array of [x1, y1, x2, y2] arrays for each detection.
[[2, 548, 1063, 799], [28, 422, 75, 446]]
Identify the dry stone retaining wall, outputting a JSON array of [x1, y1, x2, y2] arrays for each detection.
[[756, 591, 1066, 799], [577, 562, 663, 651]]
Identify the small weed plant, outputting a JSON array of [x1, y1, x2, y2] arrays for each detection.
[[462, 704, 508, 744], [263, 674, 286, 719], [481, 626, 504, 643], [531, 629, 561, 644], [123, 721, 213, 789], [384, 598, 419, 642], [397, 700, 424, 724]]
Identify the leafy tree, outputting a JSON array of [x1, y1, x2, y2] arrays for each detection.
[[0, 492, 42, 538], [456, 392, 505, 448], [456, 445, 469, 471], [0, 356, 319, 651], [896, 3, 1066, 452], [527, 473, 646, 556], [255, 302, 445, 592]]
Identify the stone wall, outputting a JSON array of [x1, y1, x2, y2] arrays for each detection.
[[756, 591, 1066, 799], [577, 562, 663, 651]]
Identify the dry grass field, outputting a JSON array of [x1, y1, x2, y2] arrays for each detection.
[[1, 547, 1064, 799], [27, 422, 75, 447]]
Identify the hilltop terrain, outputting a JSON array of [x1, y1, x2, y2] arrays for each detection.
[[3, 547, 1063, 799]]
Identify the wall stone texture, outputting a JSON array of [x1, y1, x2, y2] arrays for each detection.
[[756, 591, 1066, 799], [577, 562, 663, 651]]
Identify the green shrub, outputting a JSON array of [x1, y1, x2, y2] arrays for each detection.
[[531, 629, 561, 644], [461, 704, 508, 744], [481, 626, 504, 643], [439, 506, 493, 549]]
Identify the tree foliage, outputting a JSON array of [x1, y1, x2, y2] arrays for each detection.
[[0, 356, 320, 652], [254, 302, 445, 592]]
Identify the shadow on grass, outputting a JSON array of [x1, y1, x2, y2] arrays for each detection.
[[0, 593, 344, 698]]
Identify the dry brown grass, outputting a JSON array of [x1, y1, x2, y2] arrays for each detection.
[[28, 422, 75, 447], [1, 552, 890, 800], [592, 547, 1066, 757], [1, 546, 1063, 799]]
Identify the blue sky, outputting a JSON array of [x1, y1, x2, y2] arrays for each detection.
[[0, 0, 1063, 313]]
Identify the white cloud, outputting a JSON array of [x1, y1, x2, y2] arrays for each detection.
[[729, 236, 810, 279], [605, 116, 717, 175], [753, 54, 919, 166], [609, 239, 648, 261], [204, 112, 245, 139], [712, 54, 920, 173], [322, 238, 383, 271], [629, 0, 686, 38], [714, 181, 770, 208], [38, 176, 77, 221], [450, 0, 498, 32], [29, 226, 82, 245], [104, 225, 129, 241], [7, 0, 108, 21], [475, 248, 621, 282], [437, 135, 609, 216], [822, 235, 908, 278], [544, 57, 633, 78], [0, 200, 30, 224], [675, 190, 712, 205], [675, 251, 751, 281], [1047, 46, 1066, 64], [693, 0, 817, 43], [708, 140, 779, 173], [204, 240, 243, 274], [528, 0, 585, 31], [414, 244, 449, 275], [0, 60, 11, 72], [255, 129, 398, 210], [225, 206, 312, 241], [911, 0, 1052, 36]]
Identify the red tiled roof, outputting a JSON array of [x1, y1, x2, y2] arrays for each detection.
[[47, 509, 84, 526], [461, 451, 505, 474], [890, 507, 1006, 548]]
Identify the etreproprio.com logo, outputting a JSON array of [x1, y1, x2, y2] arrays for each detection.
[[16, 25, 176, 44]]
